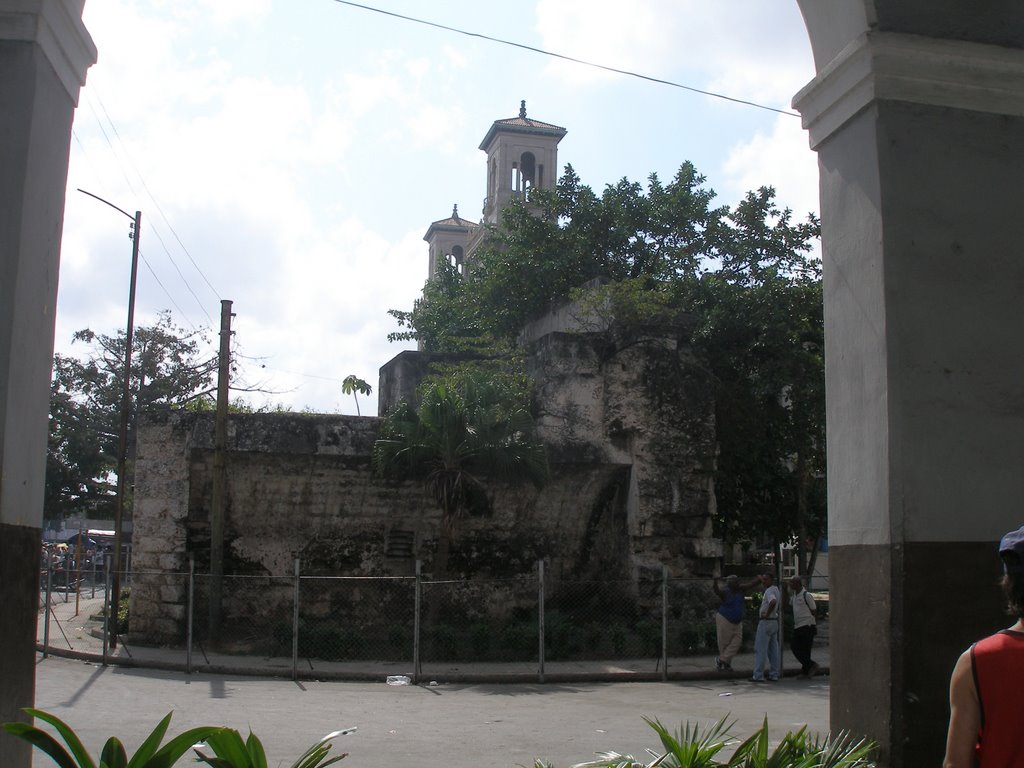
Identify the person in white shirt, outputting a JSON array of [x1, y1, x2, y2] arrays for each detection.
[[751, 572, 781, 682], [788, 576, 819, 678]]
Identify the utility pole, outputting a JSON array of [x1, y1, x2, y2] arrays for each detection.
[[75, 191, 141, 651], [209, 299, 232, 642]]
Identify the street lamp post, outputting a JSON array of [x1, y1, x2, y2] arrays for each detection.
[[77, 189, 141, 650]]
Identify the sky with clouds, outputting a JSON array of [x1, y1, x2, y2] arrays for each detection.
[[61, 0, 819, 416]]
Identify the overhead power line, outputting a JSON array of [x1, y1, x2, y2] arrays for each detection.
[[329, 0, 800, 118]]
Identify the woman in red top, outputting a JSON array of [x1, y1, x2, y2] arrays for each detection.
[[944, 525, 1024, 768]]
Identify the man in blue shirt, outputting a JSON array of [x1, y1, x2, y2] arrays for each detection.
[[713, 574, 760, 671]]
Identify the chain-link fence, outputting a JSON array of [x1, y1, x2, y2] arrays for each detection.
[[37, 560, 829, 680]]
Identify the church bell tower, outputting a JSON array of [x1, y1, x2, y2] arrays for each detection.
[[479, 100, 567, 228]]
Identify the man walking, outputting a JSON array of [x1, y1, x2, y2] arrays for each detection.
[[788, 576, 819, 678], [751, 572, 781, 682]]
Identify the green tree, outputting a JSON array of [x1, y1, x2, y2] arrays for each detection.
[[45, 312, 217, 521], [373, 373, 548, 577], [341, 374, 372, 416], [386, 161, 824, 562]]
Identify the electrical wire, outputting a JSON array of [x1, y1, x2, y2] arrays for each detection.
[[138, 250, 200, 331], [81, 90, 220, 328], [329, 0, 800, 117], [93, 92, 223, 303]]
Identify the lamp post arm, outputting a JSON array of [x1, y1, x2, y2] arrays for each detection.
[[76, 188, 134, 221]]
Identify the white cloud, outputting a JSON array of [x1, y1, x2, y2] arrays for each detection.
[[535, 0, 812, 108], [721, 115, 820, 219], [536, 0, 680, 86], [195, 0, 272, 27]]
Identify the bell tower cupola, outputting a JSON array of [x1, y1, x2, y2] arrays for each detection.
[[424, 203, 478, 278], [479, 100, 567, 227]]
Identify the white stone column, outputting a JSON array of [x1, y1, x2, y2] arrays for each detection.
[[0, 2, 95, 764], [794, 28, 1024, 767]]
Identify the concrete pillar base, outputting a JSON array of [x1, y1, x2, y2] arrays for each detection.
[[0, 523, 42, 764]]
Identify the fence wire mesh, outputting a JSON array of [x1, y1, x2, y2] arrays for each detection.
[[296, 576, 415, 664], [420, 577, 540, 664], [35, 563, 828, 679], [192, 574, 296, 657]]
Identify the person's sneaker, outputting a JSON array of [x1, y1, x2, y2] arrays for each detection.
[[808, 662, 820, 678], [715, 657, 725, 671], [750, 677, 765, 683], [723, 661, 733, 671]]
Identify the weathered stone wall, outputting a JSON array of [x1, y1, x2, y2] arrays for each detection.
[[130, 319, 719, 643], [528, 327, 720, 581], [130, 410, 634, 642]]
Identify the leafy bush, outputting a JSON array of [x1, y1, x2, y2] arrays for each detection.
[[2, 709, 221, 768], [195, 724, 355, 768], [117, 587, 131, 634], [3, 708, 355, 768], [610, 623, 628, 656], [534, 716, 878, 768], [637, 620, 662, 656], [387, 624, 410, 652], [427, 624, 459, 659], [545, 611, 582, 660], [498, 621, 538, 659], [469, 622, 492, 657]]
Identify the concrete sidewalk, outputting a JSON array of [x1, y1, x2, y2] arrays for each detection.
[[33, 654, 832, 768], [37, 591, 830, 684]]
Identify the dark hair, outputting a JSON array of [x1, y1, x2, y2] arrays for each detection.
[[1001, 571, 1024, 619]]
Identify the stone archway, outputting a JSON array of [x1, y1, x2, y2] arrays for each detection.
[[0, 2, 96, 764], [793, 3, 1024, 765], [4, 3, 1024, 767]]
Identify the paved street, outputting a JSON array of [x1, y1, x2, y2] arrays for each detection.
[[33, 655, 830, 768]]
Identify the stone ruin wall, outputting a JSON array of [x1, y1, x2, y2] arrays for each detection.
[[130, 410, 634, 642], [130, 324, 721, 643]]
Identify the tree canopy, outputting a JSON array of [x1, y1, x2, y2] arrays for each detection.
[[46, 312, 217, 521], [387, 162, 824, 560]]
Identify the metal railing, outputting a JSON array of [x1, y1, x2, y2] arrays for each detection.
[[38, 560, 828, 682]]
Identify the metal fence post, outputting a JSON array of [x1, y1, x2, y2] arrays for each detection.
[[43, 558, 52, 658], [661, 565, 668, 681], [413, 560, 422, 682], [538, 559, 545, 683], [186, 555, 195, 674], [777, 545, 785, 678], [102, 553, 111, 665], [292, 558, 300, 681], [91, 557, 97, 599]]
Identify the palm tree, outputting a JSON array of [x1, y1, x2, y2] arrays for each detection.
[[341, 374, 372, 416], [373, 374, 548, 577]]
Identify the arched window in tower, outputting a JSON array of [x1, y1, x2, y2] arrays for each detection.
[[489, 158, 497, 199], [511, 161, 520, 194], [520, 152, 537, 197], [450, 245, 465, 275]]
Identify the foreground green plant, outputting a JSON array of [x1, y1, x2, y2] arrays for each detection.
[[2, 709, 355, 768], [1, 709, 222, 768], [533, 716, 877, 768], [193, 725, 355, 768]]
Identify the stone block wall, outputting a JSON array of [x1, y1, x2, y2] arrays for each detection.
[[130, 320, 721, 644], [130, 410, 636, 643]]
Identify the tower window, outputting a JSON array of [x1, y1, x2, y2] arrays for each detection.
[[450, 245, 465, 275], [521, 152, 536, 197]]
